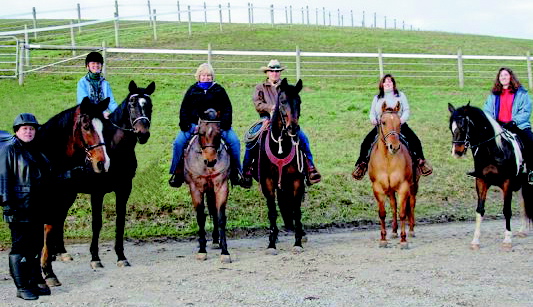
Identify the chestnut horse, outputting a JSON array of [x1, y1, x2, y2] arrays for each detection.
[[41, 81, 155, 286], [36, 98, 111, 284], [448, 103, 533, 250], [368, 102, 419, 249], [259, 78, 306, 255], [184, 108, 231, 263]]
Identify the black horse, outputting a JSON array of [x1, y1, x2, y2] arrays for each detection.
[[42, 80, 155, 286], [448, 103, 533, 250], [258, 78, 307, 255]]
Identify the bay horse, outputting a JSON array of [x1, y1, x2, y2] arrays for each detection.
[[259, 78, 306, 255], [36, 97, 111, 284], [41, 80, 155, 286], [184, 108, 231, 263], [368, 102, 419, 249], [448, 103, 533, 250]]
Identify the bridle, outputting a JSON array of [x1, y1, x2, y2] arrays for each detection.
[[198, 120, 222, 151], [109, 94, 151, 132], [452, 115, 504, 155], [270, 93, 300, 154], [379, 111, 401, 147], [77, 116, 106, 165]]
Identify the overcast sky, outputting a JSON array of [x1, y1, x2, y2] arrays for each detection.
[[2, 0, 533, 40]]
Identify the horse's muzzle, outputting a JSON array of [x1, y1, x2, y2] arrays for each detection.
[[205, 159, 217, 168], [451, 144, 467, 158]]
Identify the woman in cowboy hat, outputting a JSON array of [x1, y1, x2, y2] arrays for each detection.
[[241, 59, 321, 186]]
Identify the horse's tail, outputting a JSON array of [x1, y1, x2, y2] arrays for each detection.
[[520, 180, 533, 221]]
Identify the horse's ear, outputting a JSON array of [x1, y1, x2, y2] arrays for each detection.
[[98, 98, 110, 114], [393, 101, 401, 112], [448, 103, 456, 114], [145, 81, 156, 95], [280, 78, 288, 88], [381, 101, 388, 112], [466, 101, 471, 107], [295, 79, 303, 93], [128, 80, 138, 93], [79, 97, 91, 113]]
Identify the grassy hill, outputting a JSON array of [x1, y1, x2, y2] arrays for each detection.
[[0, 21, 532, 246]]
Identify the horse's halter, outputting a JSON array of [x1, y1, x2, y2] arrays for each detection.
[[271, 92, 300, 154], [111, 94, 151, 132], [379, 111, 401, 152], [198, 120, 222, 151], [451, 115, 472, 150], [77, 115, 106, 164]]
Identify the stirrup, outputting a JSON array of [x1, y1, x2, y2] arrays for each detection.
[[528, 171, 533, 185], [307, 167, 321, 185], [418, 159, 433, 176], [168, 174, 183, 188], [352, 162, 367, 180]]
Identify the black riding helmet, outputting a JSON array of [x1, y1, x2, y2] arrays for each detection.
[[85, 51, 104, 66], [13, 113, 39, 132]]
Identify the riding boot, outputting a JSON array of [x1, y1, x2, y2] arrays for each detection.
[[528, 170, 533, 184], [418, 159, 433, 176], [169, 160, 184, 188], [306, 160, 321, 185], [28, 254, 50, 296], [9, 254, 39, 300], [352, 160, 368, 180]]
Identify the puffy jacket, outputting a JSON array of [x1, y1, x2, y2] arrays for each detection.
[[0, 134, 51, 222], [179, 82, 232, 131], [483, 86, 532, 130]]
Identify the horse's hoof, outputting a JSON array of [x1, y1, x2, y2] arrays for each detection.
[[90, 261, 104, 269], [470, 243, 480, 251], [400, 242, 409, 250], [211, 243, 221, 249], [265, 248, 278, 255], [379, 240, 388, 248], [45, 277, 62, 287], [390, 233, 398, 239], [220, 254, 232, 263], [409, 232, 416, 238], [501, 243, 512, 251], [301, 236, 308, 243], [117, 260, 131, 267], [516, 231, 528, 238], [292, 246, 304, 254], [58, 253, 73, 262], [196, 253, 207, 261]]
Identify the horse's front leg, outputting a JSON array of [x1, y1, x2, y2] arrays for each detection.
[[262, 180, 278, 254], [206, 191, 220, 249], [372, 184, 388, 248], [191, 188, 207, 261], [472, 178, 489, 250], [290, 180, 305, 254], [115, 182, 132, 267], [42, 224, 61, 287], [408, 194, 417, 237], [397, 187, 410, 249], [215, 184, 231, 263], [501, 180, 513, 250], [389, 192, 398, 239], [90, 193, 105, 269]]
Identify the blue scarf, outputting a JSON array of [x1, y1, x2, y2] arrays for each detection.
[[197, 82, 213, 90]]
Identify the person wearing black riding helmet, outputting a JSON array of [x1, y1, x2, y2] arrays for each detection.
[[77, 51, 117, 119], [0, 113, 52, 300]]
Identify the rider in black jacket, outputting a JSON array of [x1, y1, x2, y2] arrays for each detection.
[[0, 113, 52, 300]]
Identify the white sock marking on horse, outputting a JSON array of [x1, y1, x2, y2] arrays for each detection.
[[503, 230, 512, 244], [92, 118, 111, 171], [471, 213, 482, 245]]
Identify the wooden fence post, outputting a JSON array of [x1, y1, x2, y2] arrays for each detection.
[[18, 42, 24, 85], [289, 5, 293, 24], [270, 5, 274, 27], [147, 0, 153, 26], [114, 12, 120, 47], [285, 7, 288, 24], [362, 11, 365, 27], [296, 46, 301, 81], [77, 3, 82, 33], [251, 3, 254, 24], [207, 43, 212, 65], [24, 25, 29, 67], [177, 1, 181, 23], [153, 9, 158, 41], [219, 4, 223, 32], [227, 3, 231, 24], [351, 10, 354, 27], [378, 48, 384, 78], [306, 6, 309, 25], [527, 51, 532, 90], [102, 41, 107, 78], [203, 2, 207, 25], [457, 48, 464, 89], [248, 3, 251, 27], [70, 21, 76, 56], [188, 5, 192, 37], [32, 7, 37, 39]]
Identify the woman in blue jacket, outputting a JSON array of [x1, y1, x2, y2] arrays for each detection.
[[483, 67, 533, 182]]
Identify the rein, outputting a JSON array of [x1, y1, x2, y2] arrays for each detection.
[[453, 116, 505, 155]]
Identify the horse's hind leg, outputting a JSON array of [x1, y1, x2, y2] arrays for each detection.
[[408, 195, 416, 237], [397, 191, 409, 249], [517, 190, 529, 237], [291, 191, 305, 254], [115, 185, 132, 267], [89, 193, 105, 269], [42, 224, 61, 287]]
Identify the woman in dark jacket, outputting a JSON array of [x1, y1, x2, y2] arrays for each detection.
[[169, 63, 247, 188], [0, 113, 52, 300]]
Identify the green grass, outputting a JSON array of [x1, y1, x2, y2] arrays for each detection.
[[0, 21, 532, 247]]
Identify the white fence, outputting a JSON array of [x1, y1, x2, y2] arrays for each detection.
[[14, 43, 533, 89]]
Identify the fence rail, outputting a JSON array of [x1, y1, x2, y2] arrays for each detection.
[[14, 43, 533, 89]]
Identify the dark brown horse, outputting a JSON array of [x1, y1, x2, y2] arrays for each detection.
[[368, 102, 419, 249], [448, 103, 533, 250], [259, 78, 306, 255], [41, 81, 155, 286], [184, 108, 231, 263], [36, 97, 111, 285]]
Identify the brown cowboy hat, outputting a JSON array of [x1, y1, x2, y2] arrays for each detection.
[[260, 59, 286, 72]]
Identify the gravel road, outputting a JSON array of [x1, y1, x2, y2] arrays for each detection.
[[0, 219, 532, 306]]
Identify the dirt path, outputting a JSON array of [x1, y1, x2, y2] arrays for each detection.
[[0, 219, 532, 306]]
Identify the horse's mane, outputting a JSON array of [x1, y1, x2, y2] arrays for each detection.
[[453, 105, 504, 151], [37, 105, 79, 160]]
